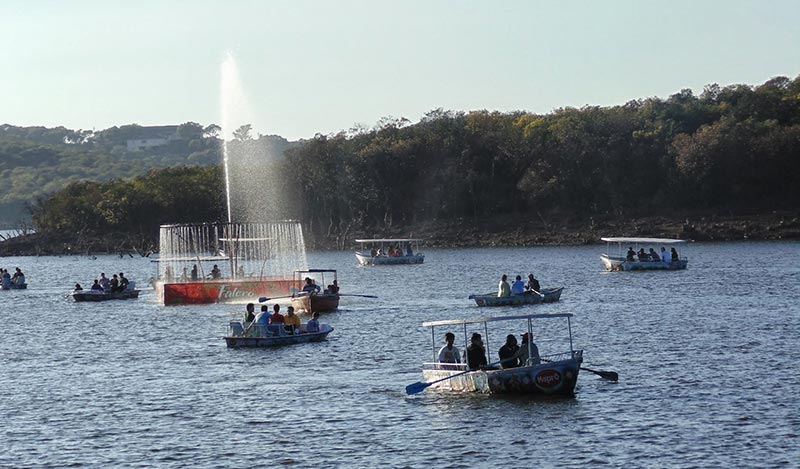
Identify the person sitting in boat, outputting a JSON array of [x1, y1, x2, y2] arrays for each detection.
[[648, 248, 660, 262], [626, 247, 635, 261], [325, 280, 339, 295], [306, 312, 320, 333], [284, 305, 301, 333], [497, 274, 511, 298], [118, 272, 129, 291], [243, 305, 271, 336], [525, 273, 541, 294], [243, 303, 256, 323], [670, 247, 679, 262], [511, 275, 526, 295], [301, 277, 321, 295], [660, 247, 671, 263], [1, 269, 10, 288], [437, 332, 461, 370], [498, 334, 521, 369], [109, 274, 120, 292], [210, 264, 221, 279], [99, 272, 110, 290], [11, 268, 24, 285], [269, 304, 285, 324], [191, 264, 199, 281], [406, 245, 413, 256], [74, 283, 83, 291], [637, 248, 648, 261], [517, 333, 540, 366], [370, 247, 378, 257], [91, 280, 104, 291], [465, 333, 488, 370], [180, 267, 188, 282], [236, 265, 245, 278]]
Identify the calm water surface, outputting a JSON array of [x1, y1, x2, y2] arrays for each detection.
[[1, 241, 798, 468]]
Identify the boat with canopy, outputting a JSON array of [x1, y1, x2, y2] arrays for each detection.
[[290, 269, 340, 314], [354, 238, 424, 266], [407, 312, 600, 396], [600, 237, 688, 271]]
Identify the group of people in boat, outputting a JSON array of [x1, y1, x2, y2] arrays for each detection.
[[74, 272, 132, 293], [0, 267, 25, 288], [497, 273, 541, 297], [626, 246, 680, 263], [241, 302, 320, 335], [369, 245, 414, 257], [162, 263, 246, 282], [299, 277, 339, 295], [437, 331, 540, 370]]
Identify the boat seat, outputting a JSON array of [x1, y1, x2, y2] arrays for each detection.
[[229, 322, 244, 336]]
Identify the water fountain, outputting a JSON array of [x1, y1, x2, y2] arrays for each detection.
[[154, 52, 308, 305]]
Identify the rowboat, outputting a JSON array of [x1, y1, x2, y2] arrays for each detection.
[[407, 313, 590, 396], [600, 237, 688, 271], [290, 269, 340, 314], [223, 321, 333, 348], [355, 238, 424, 266], [469, 287, 564, 306], [71, 289, 140, 302], [1, 283, 27, 290]]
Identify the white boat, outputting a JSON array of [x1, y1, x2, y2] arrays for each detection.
[[223, 322, 334, 348], [405, 312, 614, 397], [354, 238, 424, 266], [600, 237, 688, 271]]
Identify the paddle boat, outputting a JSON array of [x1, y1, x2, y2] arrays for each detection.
[[407, 312, 615, 396], [71, 288, 140, 302], [600, 237, 688, 271], [223, 321, 334, 348], [469, 287, 564, 307], [290, 269, 340, 314], [355, 238, 424, 266]]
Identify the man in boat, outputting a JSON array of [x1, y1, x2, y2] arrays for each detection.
[[191, 264, 198, 281], [269, 304, 285, 324], [517, 333, 540, 366], [284, 306, 301, 333], [465, 333, 488, 370], [74, 283, 83, 291], [109, 274, 119, 292], [243, 303, 256, 323], [511, 275, 526, 295], [497, 274, 511, 298], [301, 277, 321, 295], [626, 247, 635, 261], [210, 264, 221, 279], [91, 280, 104, 291], [99, 272, 110, 290], [649, 248, 660, 261], [243, 305, 270, 336], [406, 245, 413, 256], [118, 272, 129, 291], [306, 312, 320, 333], [325, 280, 339, 295], [670, 247, 679, 262], [660, 246, 671, 263], [525, 273, 541, 294], [498, 334, 521, 369], [437, 332, 461, 370], [11, 268, 24, 285]]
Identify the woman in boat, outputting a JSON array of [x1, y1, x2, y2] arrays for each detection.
[[517, 333, 540, 366], [11, 268, 24, 285], [306, 312, 320, 333], [437, 332, 461, 369], [670, 247, 679, 262], [497, 274, 511, 298], [465, 333, 488, 370], [498, 335, 521, 369]]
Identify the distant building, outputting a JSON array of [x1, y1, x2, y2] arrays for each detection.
[[126, 125, 180, 150]]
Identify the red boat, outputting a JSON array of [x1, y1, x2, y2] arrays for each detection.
[[156, 277, 294, 306]]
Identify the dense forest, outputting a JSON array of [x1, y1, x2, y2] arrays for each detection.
[[4, 76, 800, 252]]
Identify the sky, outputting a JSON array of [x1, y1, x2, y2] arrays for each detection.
[[2, 0, 799, 140]]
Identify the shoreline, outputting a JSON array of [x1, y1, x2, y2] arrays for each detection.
[[1, 212, 797, 256]]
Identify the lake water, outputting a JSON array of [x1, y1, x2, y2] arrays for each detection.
[[1, 241, 798, 468]]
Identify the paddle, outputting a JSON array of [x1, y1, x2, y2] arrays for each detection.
[[258, 295, 294, 302], [580, 366, 618, 382], [338, 293, 378, 299], [405, 357, 513, 395]]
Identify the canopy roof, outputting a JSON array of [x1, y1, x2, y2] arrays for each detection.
[[355, 238, 423, 243], [423, 312, 573, 328], [294, 269, 337, 274], [151, 255, 232, 263], [601, 237, 687, 245]]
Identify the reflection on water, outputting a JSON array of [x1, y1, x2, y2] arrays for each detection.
[[0, 241, 797, 467]]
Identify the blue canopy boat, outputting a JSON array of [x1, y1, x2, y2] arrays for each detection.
[[600, 237, 688, 271]]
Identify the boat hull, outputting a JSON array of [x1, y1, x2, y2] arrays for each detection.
[[290, 293, 340, 314], [422, 352, 582, 396], [355, 252, 424, 266], [601, 254, 688, 272], [224, 323, 333, 348], [155, 278, 294, 305], [1, 283, 27, 290], [469, 287, 563, 307], [72, 290, 140, 301]]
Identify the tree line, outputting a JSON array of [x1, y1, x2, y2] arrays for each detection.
[[20, 75, 800, 249]]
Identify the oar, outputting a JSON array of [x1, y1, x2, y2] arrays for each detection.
[[405, 357, 512, 395], [338, 293, 378, 299], [258, 295, 295, 302], [540, 358, 619, 382]]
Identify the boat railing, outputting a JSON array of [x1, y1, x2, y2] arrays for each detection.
[[422, 362, 469, 371]]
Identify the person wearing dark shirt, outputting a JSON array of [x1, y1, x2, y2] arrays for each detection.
[[465, 333, 488, 370], [243, 303, 256, 323], [118, 272, 129, 291], [626, 247, 635, 261], [498, 334, 521, 369], [90, 280, 104, 291]]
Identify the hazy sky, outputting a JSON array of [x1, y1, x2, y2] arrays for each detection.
[[2, 0, 799, 140]]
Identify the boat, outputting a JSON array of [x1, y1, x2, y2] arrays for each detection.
[[0, 283, 27, 290], [600, 237, 689, 271], [290, 269, 340, 314], [408, 313, 585, 396], [355, 238, 424, 266], [223, 321, 334, 348], [468, 287, 564, 307], [71, 289, 140, 302]]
